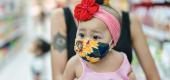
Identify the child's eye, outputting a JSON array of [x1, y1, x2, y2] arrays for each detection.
[[78, 33, 85, 38], [93, 35, 101, 40]]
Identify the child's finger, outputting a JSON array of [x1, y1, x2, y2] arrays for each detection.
[[128, 72, 136, 80]]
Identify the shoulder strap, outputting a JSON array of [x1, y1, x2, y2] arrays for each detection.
[[63, 7, 77, 60], [117, 53, 131, 76]]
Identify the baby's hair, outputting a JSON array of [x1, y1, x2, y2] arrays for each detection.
[[34, 38, 50, 55], [101, 5, 122, 28], [95, 0, 103, 5]]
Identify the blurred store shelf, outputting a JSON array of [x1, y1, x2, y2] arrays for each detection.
[[143, 24, 170, 41], [0, 0, 27, 72], [0, 36, 33, 80]]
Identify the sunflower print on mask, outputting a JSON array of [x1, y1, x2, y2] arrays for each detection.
[[75, 40, 99, 57], [82, 40, 99, 53], [85, 56, 100, 63], [75, 39, 109, 63]]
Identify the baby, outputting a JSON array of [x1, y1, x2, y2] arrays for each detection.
[[63, 0, 135, 80]]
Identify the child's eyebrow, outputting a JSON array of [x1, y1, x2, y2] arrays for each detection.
[[79, 28, 85, 31], [92, 30, 102, 33]]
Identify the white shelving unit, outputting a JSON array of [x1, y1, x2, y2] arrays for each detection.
[[130, 0, 170, 80], [0, 0, 27, 70]]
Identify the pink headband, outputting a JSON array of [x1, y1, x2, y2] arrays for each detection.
[[94, 7, 121, 46], [74, 0, 120, 46]]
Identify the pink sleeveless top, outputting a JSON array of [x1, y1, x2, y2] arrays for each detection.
[[78, 53, 131, 80]]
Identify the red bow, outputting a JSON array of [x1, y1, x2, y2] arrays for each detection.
[[74, 0, 99, 21]]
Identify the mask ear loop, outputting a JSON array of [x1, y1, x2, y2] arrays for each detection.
[[109, 39, 114, 51], [109, 39, 113, 46]]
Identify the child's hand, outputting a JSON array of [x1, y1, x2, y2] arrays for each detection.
[[74, 78, 78, 80], [128, 70, 136, 80]]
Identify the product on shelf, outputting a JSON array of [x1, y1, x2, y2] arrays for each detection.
[[0, 0, 26, 69], [130, 0, 170, 41]]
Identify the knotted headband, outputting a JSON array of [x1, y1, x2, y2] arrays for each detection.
[[74, 0, 120, 46]]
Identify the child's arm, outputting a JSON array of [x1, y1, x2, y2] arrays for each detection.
[[130, 13, 160, 80], [62, 55, 77, 80]]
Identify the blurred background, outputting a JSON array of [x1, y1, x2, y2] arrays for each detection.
[[0, 0, 169, 80]]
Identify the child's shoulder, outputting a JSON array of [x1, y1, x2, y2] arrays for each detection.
[[67, 55, 81, 67], [110, 51, 127, 65], [113, 51, 125, 59], [114, 51, 128, 57], [112, 51, 129, 66]]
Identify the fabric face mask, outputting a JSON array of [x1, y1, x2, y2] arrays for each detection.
[[74, 39, 112, 63]]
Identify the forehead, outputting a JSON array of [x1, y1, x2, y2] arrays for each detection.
[[78, 18, 108, 32]]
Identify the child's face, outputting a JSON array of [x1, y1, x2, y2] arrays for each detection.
[[76, 18, 112, 44]]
